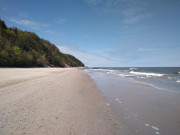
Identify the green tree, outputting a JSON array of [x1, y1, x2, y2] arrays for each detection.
[[0, 19, 84, 67], [36, 55, 46, 66]]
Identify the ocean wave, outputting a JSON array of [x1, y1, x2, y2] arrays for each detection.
[[129, 68, 138, 71], [172, 71, 180, 75], [129, 71, 164, 77], [166, 76, 179, 81], [104, 70, 135, 78], [91, 69, 111, 72]]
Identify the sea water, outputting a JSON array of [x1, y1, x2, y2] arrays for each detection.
[[83, 67, 180, 135], [84, 67, 180, 93]]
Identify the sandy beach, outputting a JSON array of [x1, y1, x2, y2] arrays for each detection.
[[0, 68, 127, 135]]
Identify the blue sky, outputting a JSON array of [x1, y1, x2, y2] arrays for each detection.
[[1, 0, 180, 67]]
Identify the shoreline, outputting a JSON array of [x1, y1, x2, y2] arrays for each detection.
[[0, 68, 128, 135], [85, 70, 180, 135]]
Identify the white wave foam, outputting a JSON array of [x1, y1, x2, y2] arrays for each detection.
[[168, 76, 172, 79], [106, 70, 132, 78], [91, 69, 113, 73], [107, 71, 118, 76], [93, 69, 103, 71], [118, 73, 127, 77], [137, 76, 146, 79], [155, 131, 160, 135], [151, 126, 159, 131], [178, 72, 180, 74], [167, 76, 177, 81], [134, 80, 180, 93], [176, 80, 180, 83], [117, 73, 135, 78], [130, 71, 164, 77], [117, 73, 124, 77], [145, 124, 150, 127]]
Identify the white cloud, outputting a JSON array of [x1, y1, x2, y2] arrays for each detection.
[[84, 34, 90, 39], [85, 0, 130, 6], [123, 13, 153, 24], [43, 30, 56, 34], [2, 7, 7, 11], [9, 18, 47, 30], [85, 0, 124, 14], [85, 0, 153, 24], [123, 7, 144, 16], [57, 45, 168, 67], [55, 18, 66, 24], [85, 0, 103, 5], [58, 45, 119, 67], [138, 48, 159, 51], [122, 2, 153, 24], [8, 17, 64, 35], [42, 30, 64, 36], [18, 12, 28, 18]]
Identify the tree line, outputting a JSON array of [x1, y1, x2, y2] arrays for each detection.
[[0, 19, 84, 67]]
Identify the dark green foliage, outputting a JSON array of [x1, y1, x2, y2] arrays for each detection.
[[0, 19, 84, 67]]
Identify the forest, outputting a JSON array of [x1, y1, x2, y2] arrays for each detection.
[[0, 19, 84, 67]]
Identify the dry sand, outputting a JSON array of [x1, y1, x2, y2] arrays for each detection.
[[0, 68, 127, 135]]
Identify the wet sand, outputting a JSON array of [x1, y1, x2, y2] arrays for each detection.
[[86, 71, 180, 135], [0, 68, 128, 135]]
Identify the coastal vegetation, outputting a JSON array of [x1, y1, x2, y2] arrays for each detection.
[[0, 19, 84, 67]]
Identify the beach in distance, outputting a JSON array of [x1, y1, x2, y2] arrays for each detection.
[[0, 68, 128, 135]]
